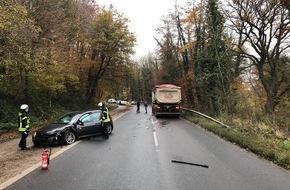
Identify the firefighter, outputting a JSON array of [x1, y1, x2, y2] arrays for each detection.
[[98, 102, 110, 139], [18, 104, 30, 150]]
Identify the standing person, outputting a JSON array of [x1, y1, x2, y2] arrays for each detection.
[[136, 100, 140, 113], [98, 102, 110, 139], [18, 104, 30, 150], [144, 101, 148, 114]]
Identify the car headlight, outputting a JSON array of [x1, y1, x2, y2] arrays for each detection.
[[47, 129, 61, 135], [46, 131, 55, 135]]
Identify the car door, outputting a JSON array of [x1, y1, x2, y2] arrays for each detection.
[[76, 112, 100, 137], [90, 111, 103, 134]]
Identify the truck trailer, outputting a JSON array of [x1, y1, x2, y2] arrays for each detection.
[[152, 84, 181, 118]]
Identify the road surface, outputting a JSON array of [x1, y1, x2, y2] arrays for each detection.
[[3, 105, 290, 190]]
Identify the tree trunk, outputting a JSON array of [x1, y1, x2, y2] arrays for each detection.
[[263, 82, 276, 114], [257, 63, 277, 114], [86, 77, 99, 105]]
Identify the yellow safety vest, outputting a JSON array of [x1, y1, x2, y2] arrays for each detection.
[[102, 107, 111, 123], [18, 112, 30, 132]]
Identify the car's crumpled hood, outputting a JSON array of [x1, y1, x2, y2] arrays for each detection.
[[37, 123, 71, 133]]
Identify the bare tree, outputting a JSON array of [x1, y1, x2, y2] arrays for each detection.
[[226, 0, 290, 114]]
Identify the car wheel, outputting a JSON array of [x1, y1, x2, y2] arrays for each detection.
[[63, 130, 76, 145], [107, 123, 113, 134]]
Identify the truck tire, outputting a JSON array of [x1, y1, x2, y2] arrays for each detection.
[[155, 112, 159, 118]]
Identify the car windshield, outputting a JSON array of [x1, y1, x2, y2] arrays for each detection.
[[53, 112, 82, 124]]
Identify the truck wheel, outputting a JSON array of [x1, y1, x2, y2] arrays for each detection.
[[155, 112, 159, 118]]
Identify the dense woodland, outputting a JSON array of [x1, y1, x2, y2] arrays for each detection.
[[1, 0, 290, 168], [1, 0, 290, 134]]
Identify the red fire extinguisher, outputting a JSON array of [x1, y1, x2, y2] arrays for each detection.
[[42, 146, 51, 170]]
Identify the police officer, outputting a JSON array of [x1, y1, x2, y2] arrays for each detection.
[[98, 102, 110, 139], [18, 104, 30, 150]]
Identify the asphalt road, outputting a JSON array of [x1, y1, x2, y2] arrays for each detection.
[[4, 106, 290, 190]]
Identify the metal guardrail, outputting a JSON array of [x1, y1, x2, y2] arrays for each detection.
[[181, 107, 231, 129]]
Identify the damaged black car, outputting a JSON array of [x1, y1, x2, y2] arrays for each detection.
[[32, 110, 113, 146]]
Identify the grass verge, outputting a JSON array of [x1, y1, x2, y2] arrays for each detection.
[[182, 111, 290, 170]]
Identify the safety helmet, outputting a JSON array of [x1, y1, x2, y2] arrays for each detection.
[[20, 104, 29, 112], [98, 102, 104, 110]]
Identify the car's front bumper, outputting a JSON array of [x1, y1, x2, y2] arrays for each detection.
[[32, 132, 61, 146]]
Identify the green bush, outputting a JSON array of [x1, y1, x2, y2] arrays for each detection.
[[276, 153, 290, 169], [278, 140, 290, 150], [0, 99, 87, 134], [0, 123, 17, 133]]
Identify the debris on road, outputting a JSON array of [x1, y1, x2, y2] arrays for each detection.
[[171, 159, 209, 168]]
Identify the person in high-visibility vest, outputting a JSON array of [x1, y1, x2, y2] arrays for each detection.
[[18, 104, 30, 150], [98, 102, 110, 139]]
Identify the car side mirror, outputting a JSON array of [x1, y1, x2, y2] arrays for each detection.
[[77, 120, 84, 126]]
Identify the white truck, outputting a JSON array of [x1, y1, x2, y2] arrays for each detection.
[[152, 84, 181, 118]]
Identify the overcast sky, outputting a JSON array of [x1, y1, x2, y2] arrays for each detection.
[[97, 0, 187, 59]]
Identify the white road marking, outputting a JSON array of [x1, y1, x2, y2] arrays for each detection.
[[153, 130, 159, 150], [151, 118, 159, 151], [150, 117, 158, 124]]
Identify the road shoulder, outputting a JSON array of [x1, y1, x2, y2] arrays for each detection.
[[0, 106, 131, 187]]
